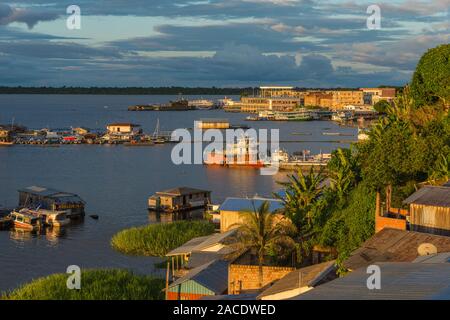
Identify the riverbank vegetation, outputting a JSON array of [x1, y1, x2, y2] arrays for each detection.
[[111, 220, 215, 257], [2, 269, 165, 300], [275, 44, 450, 267]]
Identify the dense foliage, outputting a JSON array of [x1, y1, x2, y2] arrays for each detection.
[[3, 269, 165, 300], [111, 220, 215, 256], [411, 44, 450, 107], [277, 44, 450, 267]]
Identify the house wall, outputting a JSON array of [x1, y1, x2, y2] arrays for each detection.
[[375, 215, 407, 233], [167, 280, 215, 300], [107, 125, 132, 133], [410, 204, 450, 236], [220, 211, 285, 233], [229, 264, 295, 294]]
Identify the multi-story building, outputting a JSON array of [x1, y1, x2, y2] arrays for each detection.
[[305, 90, 363, 109], [360, 88, 396, 105], [240, 97, 302, 113], [259, 86, 303, 98]]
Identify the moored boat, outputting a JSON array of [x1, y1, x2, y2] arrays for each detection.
[[9, 209, 43, 231]]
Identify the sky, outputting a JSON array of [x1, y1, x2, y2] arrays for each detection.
[[0, 0, 448, 87]]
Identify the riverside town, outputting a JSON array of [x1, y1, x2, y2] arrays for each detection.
[[0, 0, 449, 313]]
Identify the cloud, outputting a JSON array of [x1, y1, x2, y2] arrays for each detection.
[[0, 3, 59, 29]]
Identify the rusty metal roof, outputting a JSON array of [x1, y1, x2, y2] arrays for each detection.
[[344, 228, 450, 271], [403, 186, 450, 207], [257, 260, 337, 299], [292, 262, 450, 300]]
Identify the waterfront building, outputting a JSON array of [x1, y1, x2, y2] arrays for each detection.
[[105, 122, 141, 142], [18, 186, 85, 218], [360, 87, 396, 105], [166, 259, 229, 300], [259, 86, 303, 98], [240, 96, 302, 113], [148, 187, 211, 212], [304, 90, 364, 109], [218, 197, 284, 233]]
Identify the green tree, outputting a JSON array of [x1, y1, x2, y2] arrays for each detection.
[[373, 100, 391, 114], [276, 168, 326, 263], [411, 44, 450, 108], [234, 201, 296, 288], [327, 148, 359, 206]]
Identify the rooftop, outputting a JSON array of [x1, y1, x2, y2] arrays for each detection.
[[219, 197, 284, 213], [258, 260, 336, 299], [343, 228, 450, 271], [403, 185, 450, 207], [292, 262, 450, 300], [106, 123, 140, 127], [156, 187, 211, 197], [18, 186, 84, 202], [167, 259, 229, 295]]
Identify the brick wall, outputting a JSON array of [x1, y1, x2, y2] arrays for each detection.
[[228, 264, 295, 294]]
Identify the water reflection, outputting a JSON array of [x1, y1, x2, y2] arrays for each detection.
[[147, 209, 206, 224]]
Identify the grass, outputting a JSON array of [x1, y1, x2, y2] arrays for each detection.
[[111, 220, 216, 257], [2, 269, 165, 300]]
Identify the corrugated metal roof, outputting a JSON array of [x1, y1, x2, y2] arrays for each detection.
[[18, 186, 84, 202], [201, 293, 259, 300], [344, 229, 450, 271], [168, 260, 229, 295], [291, 262, 450, 300], [156, 187, 210, 196], [219, 197, 284, 212], [166, 229, 237, 257], [257, 260, 336, 299], [166, 235, 211, 256], [413, 252, 450, 264], [403, 186, 450, 207]]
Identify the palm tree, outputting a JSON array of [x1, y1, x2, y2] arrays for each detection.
[[233, 201, 296, 289], [328, 148, 357, 205], [276, 168, 325, 263]]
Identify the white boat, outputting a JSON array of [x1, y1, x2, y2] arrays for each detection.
[[188, 99, 215, 110]]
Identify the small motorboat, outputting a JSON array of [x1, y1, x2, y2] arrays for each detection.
[[9, 210, 43, 231]]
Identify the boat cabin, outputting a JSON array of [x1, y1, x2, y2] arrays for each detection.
[[148, 187, 211, 212], [10, 210, 42, 231], [18, 186, 85, 219]]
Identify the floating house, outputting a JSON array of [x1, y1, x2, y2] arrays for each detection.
[[148, 187, 211, 212], [219, 197, 284, 233], [257, 260, 337, 300], [166, 259, 229, 300], [18, 186, 86, 219], [105, 123, 141, 142], [195, 119, 230, 130]]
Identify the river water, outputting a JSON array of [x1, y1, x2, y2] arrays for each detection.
[[0, 95, 356, 292]]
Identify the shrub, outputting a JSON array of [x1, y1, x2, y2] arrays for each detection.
[[111, 220, 215, 257], [2, 269, 165, 300]]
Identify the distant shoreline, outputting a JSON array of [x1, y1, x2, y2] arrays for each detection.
[[0, 86, 401, 95]]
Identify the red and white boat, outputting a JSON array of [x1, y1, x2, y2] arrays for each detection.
[[9, 209, 43, 231]]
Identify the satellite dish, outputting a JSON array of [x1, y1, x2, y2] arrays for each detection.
[[417, 243, 438, 256]]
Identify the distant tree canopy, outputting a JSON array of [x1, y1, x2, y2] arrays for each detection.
[[410, 44, 450, 107]]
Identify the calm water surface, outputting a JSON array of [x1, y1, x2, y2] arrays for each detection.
[[0, 95, 356, 291]]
